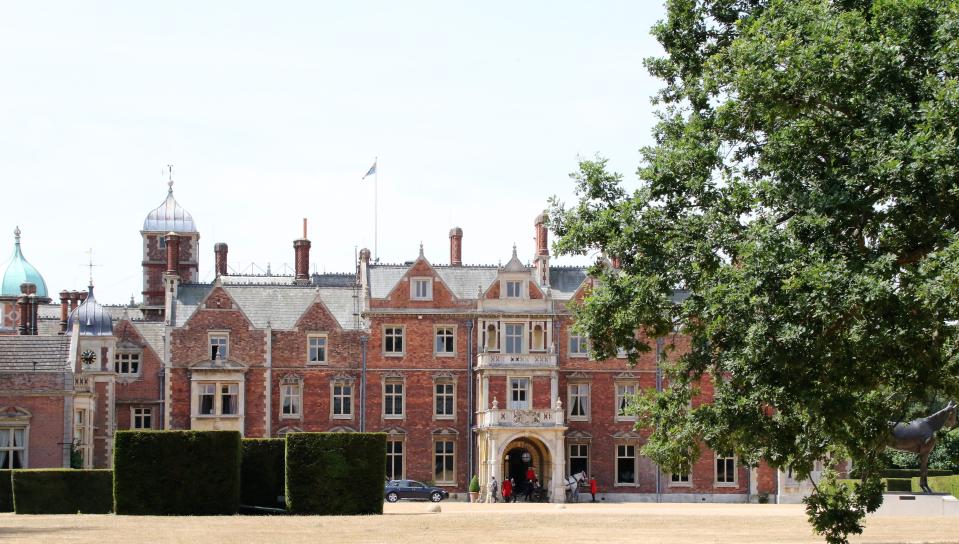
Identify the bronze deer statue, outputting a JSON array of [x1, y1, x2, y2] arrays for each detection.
[[889, 401, 957, 493]]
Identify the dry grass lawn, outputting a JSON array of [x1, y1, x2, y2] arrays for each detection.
[[0, 502, 957, 543]]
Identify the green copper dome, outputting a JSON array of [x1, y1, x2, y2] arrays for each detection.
[[1, 227, 48, 298]]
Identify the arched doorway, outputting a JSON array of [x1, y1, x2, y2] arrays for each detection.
[[502, 436, 550, 500]]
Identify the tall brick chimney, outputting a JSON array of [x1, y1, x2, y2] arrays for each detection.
[[449, 227, 463, 266], [214, 243, 229, 277], [534, 212, 550, 287], [69, 290, 81, 313], [165, 232, 180, 275], [18, 283, 37, 335], [59, 290, 70, 334], [294, 218, 311, 285]]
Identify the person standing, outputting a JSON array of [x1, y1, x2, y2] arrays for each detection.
[[525, 466, 536, 501], [488, 475, 499, 503], [589, 475, 597, 502], [502, 477, 512, 503]]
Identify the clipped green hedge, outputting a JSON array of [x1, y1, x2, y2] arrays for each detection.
[[12, 469, 112, 514], [885, 478, 912, 492], [851, 468, 956, 479], [286, 432, 386, 515], [114, 430, 241, 515], [241, 438, 285, 509], [0, 470, 11, 512]]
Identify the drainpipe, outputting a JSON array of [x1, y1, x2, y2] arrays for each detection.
[[655, 336, 664, 503], [466, 319, 475, 478], [360, 335, 368, 432]]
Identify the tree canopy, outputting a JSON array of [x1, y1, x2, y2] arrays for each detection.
[[549, 1, 959, 541]]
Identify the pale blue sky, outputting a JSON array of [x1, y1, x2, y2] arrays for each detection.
[[0, 1, 665, 304]]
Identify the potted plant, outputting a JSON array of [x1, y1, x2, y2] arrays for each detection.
[[468, 475, 480, 503]]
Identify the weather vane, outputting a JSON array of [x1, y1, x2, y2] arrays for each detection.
[[166, 164, 174, 192]]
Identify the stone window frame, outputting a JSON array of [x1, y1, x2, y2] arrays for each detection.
[[0, 407, 31, 469], [383, 324, 405, 357], [568, 329, 589, 358], [668, 471, 693, 487], [614, 379, 638, 422], [503, 322, 525, 354], [567, 381, 590, 422], [433, 324, 457, 357], [208, 331, 230, 360], [382, 375, 406, 419], [192, 380, 243, 418], [306, 333, 329, 365], [714, 453, 738, 487], [503, 279, 524, 299], [385, 428, 406, 481], [330, 375, 355, 420], [432, 429, 458, 486], [280, 375, 303, 419], [614, 442, 639, 487], [131, 406, 153, 429], [114, 349, 142, 377], [410, 276, 433, 301], [432, 374, 456, 421], [567, 441, 590, 479]]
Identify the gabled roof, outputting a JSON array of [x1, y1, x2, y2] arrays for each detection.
[[548, 267, 588, 300], [131, 321, 165, 357], [0, 336, 70, 372]]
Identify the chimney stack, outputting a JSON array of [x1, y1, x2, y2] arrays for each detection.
[[78, 291, 88, 303], [16, 295, 28, 335], [18, 283, 37, 335], [535, 212, 549, 257], [59, 290, 70, 334], [69, 290, 81, 312], [294, 218, 311, 285], [165, 232, 180, 275], [449, 227, 463, 266], [214, 243, 229, 277]]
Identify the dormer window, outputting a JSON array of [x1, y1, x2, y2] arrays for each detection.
[[209, 333, 229, 360], [411, 277, 432, 300], [505, 280, 523, 298]]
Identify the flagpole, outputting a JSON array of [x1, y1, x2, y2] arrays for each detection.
[[374, 156, 378, 262]]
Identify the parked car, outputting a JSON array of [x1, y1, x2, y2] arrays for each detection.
[[384, 480, 449, 503]]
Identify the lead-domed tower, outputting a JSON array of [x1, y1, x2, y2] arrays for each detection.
[[0, 227, 51, 332], [141, 179, 199, 319]]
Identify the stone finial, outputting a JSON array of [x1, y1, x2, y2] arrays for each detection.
[[13, 226, 20, 243], [419, 242, 424, 259], [491, 396, 499, 410], [555, 398, 563, 410]]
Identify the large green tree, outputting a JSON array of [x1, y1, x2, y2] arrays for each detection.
[[549, 1, 959, 542]]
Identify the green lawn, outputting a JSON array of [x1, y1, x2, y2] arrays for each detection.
[[909, 475, 959, 498]]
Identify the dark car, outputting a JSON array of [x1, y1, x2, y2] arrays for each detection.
[[384, 480, 449, 503]]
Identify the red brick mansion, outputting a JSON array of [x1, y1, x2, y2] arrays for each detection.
[[0, 183, 791, 502]]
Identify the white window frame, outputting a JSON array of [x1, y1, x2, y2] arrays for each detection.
[[280, 382, 302, 419], [331, 379, 354, 419], [383, 325, 405, 356], [508, 377, 531, 409], [307, 334, 328, 364], [131, 407, 153, 429], [114, 351, 142, 376], [433, 380, 455, 420], [208, 332, 230, 360], [568, 443, 589, 478], [669, 471, 692, 487], [0, 426, 27, 469], [569, 331, 589, 357], [504, 323, 524, 354], [411, 277, 433, 301], [615, 382, 637, 421], [615, 443, 638, 486], [715, 454, 737, 487], [568, 383, 590, 421], [504, 280, 523, 299], [383, 379, 405, 419], [433, 439, 456, 485], [434, 325, 456, 356], [193, 381, 242, 417], [386, 437, 405, 481]]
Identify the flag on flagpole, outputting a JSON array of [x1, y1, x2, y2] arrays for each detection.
[[362, 161, 377, 179]]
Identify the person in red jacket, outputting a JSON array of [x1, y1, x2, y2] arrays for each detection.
[[524, 467, 536, 501], [589, 475, 598, 502], [502, 477, 513, 503]]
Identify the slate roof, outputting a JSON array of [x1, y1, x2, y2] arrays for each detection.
[[173, 283, 361, 331], [549, 267, 588, 300], [0, 336, 70, 372], [131, 321, 165, 357]]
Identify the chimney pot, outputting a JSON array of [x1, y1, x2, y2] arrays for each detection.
[[165, 232, 180, 275], [535, 212, 549, 257], [294, 238, 311, 285], [59, 290, 70, 334], [214, 243, 229, 277]]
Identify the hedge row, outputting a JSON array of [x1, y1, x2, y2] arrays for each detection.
[[12, 470, 112, 514], [850, 468, 956, 479], [0, 470, 11, 512], [885, 478, 913, 492], [286, 432, 386, 515], [114, 430, 241, 515], [241, 438, 285, 509]]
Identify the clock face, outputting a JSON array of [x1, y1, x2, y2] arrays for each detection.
[[80, 349, 97, 365]]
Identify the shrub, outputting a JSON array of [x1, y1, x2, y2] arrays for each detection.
[[114, 430, 241, 515], [0, 470, 11, 512], [469, 475, 480, 493], [241, 438, 285, 509], [885, 478, 912, 492], [12, 469, 112, 514], [285, 432, 386, 515]]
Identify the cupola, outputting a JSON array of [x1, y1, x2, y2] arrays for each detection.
[[143, 180, 197, 233], [67, 285, 113, 336], [1, 227, 48, 298]]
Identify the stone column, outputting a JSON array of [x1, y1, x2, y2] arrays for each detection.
[[550, 436, 566, 503]]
